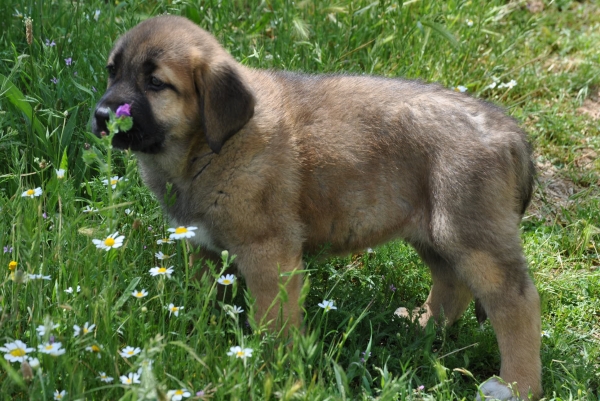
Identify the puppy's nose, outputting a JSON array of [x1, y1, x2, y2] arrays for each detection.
[[92, 106, 111, 135]]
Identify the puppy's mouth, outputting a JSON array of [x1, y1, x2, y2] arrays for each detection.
[[92, 104, 165, 154]]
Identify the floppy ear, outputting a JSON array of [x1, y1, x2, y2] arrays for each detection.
[[197, 63, 255, 154]]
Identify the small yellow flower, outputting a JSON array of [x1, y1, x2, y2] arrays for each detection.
[[8, 261, 17, 271]]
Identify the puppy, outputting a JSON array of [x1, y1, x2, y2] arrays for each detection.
[[92, 15, 541, 400]]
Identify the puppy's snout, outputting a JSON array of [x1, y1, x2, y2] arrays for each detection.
[[92, 106, 111, 136]]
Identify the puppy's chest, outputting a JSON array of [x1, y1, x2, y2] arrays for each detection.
[[137, 156, 223, 252]]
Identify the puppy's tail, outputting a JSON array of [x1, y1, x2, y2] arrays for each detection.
[[515, 134, 536, 216]]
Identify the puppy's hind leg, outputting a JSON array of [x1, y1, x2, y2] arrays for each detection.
[[395, 244, 472, 327], [459, 248, 542, 401]]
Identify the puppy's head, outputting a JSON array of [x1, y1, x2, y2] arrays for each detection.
[[92, 16, 255, 154]]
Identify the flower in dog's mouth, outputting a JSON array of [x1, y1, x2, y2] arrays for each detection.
[[116, 103, 131, 118], [217, 274, 236, 286], [168, 226, 197, 240], [93, 232, 125, 251], [318, 299, 337, 312]]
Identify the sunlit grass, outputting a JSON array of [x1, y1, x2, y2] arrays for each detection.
[[1, 0, 599, 400]]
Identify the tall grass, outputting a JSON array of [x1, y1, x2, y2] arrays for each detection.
[[1, 0, 599, 400]]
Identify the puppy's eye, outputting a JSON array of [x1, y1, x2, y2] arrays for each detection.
[[106, 65, 116, 79], [149, 76, 164, 90]]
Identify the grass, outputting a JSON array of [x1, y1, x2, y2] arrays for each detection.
[[1, 0, 599, 399]]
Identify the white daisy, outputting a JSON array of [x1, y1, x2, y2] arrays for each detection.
[[56, 169, 65, 179], [155, 251, 174, 260], [27, 357, 40, 369], [85, 344, 103, 358], [149, 266, 174, 278], [54, 390, 66, 400], [167, 303, 184, 317], [168, 389, 191, 400], [227, 346, 253, 360], [217, 274, 236, 285], [232, 305, 244, 314], [98, 371, 114, 383], [1, 340, 35, 363], [119, 346, 141, 359], [156, 237, 174, 245], [102, 175, 124, 189], [73, 322, 96, 337], [36, 321, 59, 337], [132, 289, 148, 298], [454, 85, 468, 92], [167, 226, 197, 240], [318, 299, 337, 312], [92, 232, 125, 251], [21, 187, 43, 198], [120, 371, 141, 385], [82, 205, 98, 213], [498, 79, 517, 89], [38, 342, 66, 356]]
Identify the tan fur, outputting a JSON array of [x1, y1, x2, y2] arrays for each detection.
[[92, 16, 542, 400]]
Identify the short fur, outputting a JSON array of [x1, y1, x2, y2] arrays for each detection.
[[92, 15, 541, 400]]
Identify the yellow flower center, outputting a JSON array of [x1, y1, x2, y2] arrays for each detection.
[[91, 345, 100, 352], [45, 345, 53, 350], [104, 237, 115, 247], [110, 179, 118, 185], [171, 307, 178, 312], [125, 378, 132, 384], [10, 348, 26, 357], [127, 350, 134, 355], [158, 267, 167, 273], [175, 390, 184, 395], [222, 279, 231, 285], [136, 292, 143, 297], [236, 351, 245, 357], [26, 189, 35, 196], [175, 227, 187, 234], [83, 327, 89, 334], [9, 261, 17, 271]]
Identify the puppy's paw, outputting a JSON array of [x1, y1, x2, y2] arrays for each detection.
[[475, 377, 519, 401]]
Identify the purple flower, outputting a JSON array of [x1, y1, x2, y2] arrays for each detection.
[[389, 284, 396, 292], [196, 390, 205, 397], [65, 58, 72, 66], [51, 77, 58, 84], [45, 39, 56, 47], [43, 212, 47, 219], [73, 71, 78, 76], [3, 246, 13, 254], [115, 103, 131, 118]]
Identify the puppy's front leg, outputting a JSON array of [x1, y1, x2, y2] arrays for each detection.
[[234, 242, 304, 335]]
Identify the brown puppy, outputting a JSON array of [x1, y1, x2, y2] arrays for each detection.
[[92, 15, 541, 400]]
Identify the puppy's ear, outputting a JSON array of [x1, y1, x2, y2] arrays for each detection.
[[197, 63, 255, 154]]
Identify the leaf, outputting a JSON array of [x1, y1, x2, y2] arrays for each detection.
[[0, 73, 46, 137], [420, 20, 460, 49], [113, 277, 141, 312], [332, 361, 348, 401]]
